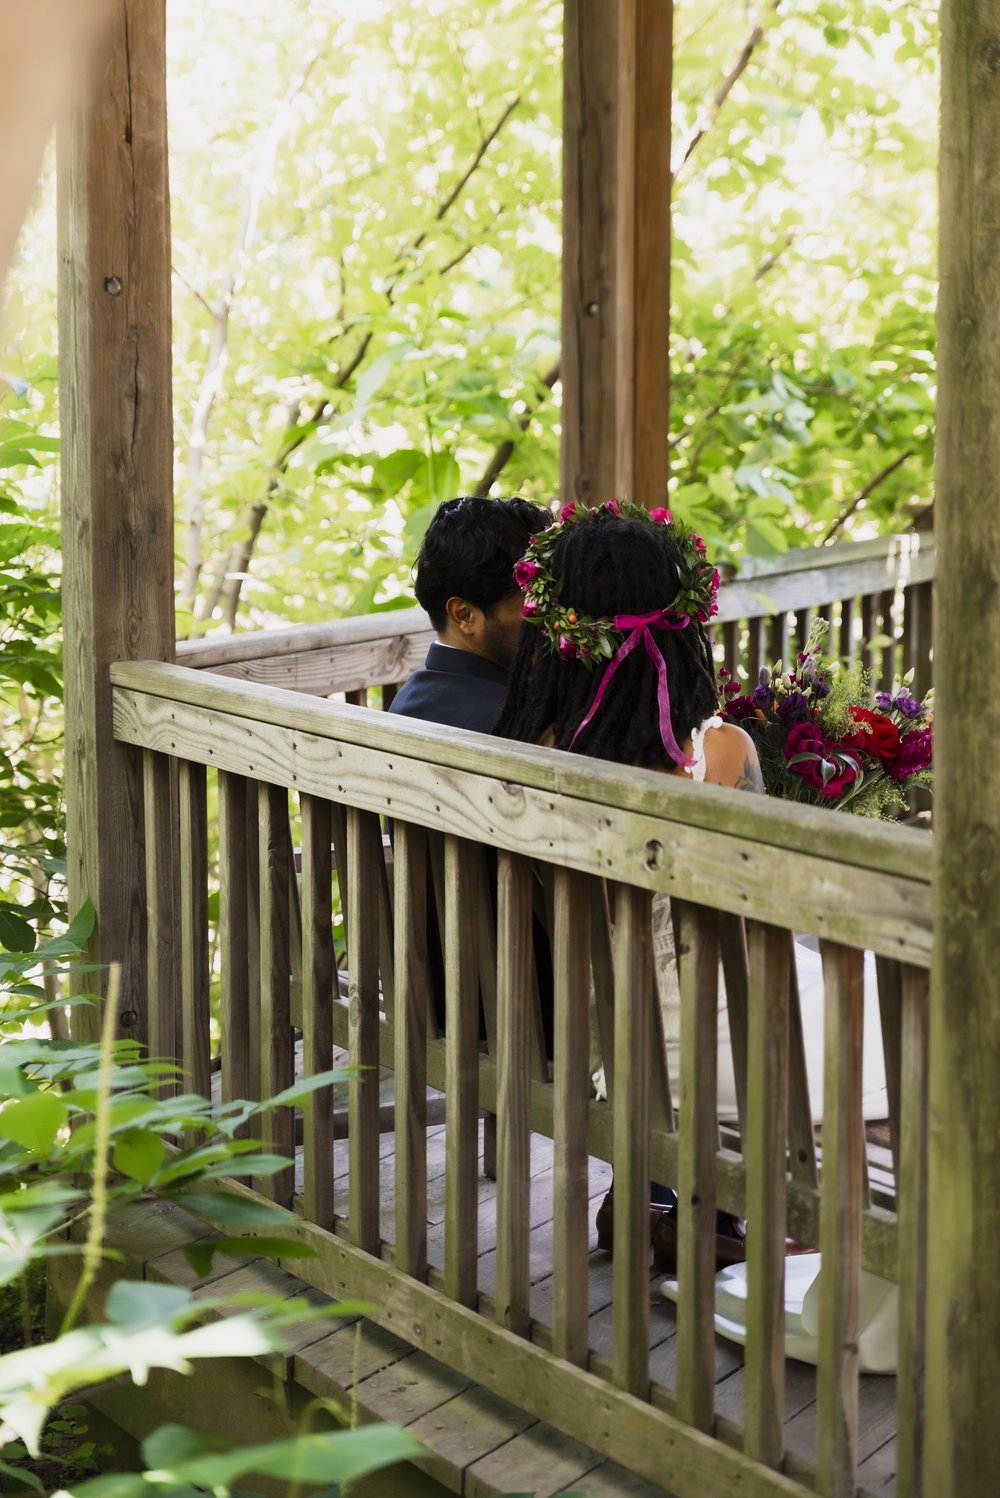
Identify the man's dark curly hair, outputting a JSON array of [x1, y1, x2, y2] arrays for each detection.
[[414, 496, 553, 633], [493, 513, 719, 770]]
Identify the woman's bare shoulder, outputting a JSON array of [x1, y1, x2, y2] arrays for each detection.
[[703, 722, 764, 792]]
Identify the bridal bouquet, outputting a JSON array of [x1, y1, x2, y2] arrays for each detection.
[[717, 621, 933, 817]]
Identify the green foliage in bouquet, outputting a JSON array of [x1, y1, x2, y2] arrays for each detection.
[[718, 620, 933, 817]]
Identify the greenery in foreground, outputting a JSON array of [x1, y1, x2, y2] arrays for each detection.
[[0, 912, 423, 1494]]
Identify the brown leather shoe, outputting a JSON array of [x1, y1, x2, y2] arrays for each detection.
[[652, 1213, 812, 1275], [595, 1188, 676, 1254]]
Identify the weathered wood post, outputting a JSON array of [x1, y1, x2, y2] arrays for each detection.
[[925, 0, 1000, 1487], [561, 0, 618, 507], [614, 0, 673, 507], [57, 2, 176, 1041]]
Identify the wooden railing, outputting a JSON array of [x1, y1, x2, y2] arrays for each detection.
[[176, 530, 935, 702], [111, 655, 932, 1498]]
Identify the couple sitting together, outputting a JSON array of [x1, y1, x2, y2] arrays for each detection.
[[389, 494, 762, 1273]]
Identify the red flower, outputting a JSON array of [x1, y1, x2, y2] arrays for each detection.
[[514, 559, 541, 589], [844, 707, 900, 762]]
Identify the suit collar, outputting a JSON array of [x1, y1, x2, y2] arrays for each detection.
[[425, 640, 509, 686]]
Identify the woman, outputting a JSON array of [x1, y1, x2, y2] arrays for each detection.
[[494, 499, 762, 1271]]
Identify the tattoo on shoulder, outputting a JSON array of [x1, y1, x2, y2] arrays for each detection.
[[734, 755, 765, 794]]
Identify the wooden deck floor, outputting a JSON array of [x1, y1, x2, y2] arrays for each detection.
[[282, 1092, 899, 1497]]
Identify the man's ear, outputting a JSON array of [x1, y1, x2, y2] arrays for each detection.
[[444, 596, 480, 636]]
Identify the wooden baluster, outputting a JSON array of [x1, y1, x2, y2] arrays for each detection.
[[722, 619, 740, 677], [743, 921, 790, 1468], [861, 594, 879, 679], [476, 847, 498, 1182], [330, 800, 349, 944], [143, 749, 177, 1090], [747, 616, 764, 684], [896, 964, 929, 1498], [816, 941, 865, 1498], [875, 955, 903, 1186], [718, 913, 749, 1137], [394, 820, 429, 1280], [301, 793, 335, 1231], [794, 607, 810, 658], [178, 761, 210, 1104], [840, 596, 857, 666], [444, 835, 480, 1306], [901, 585, 917, 681], [377, 823, 396, 1024], [219, 771, 251, 1113], [496, 852, 534, 1337], [345, 687, 369, 708], [590, 880, 616, 1110], [245, 781, 261, 1101], [675, 901, 718, 1428], [879, 587, 897, 689], [347, 806, 382, 1254], [552, 867, 591, 1367], [613, 883, 654, 1399], [259, 783, 294, 1206], [787, 940, 818, 1186], [287, 816, 304, 1031]]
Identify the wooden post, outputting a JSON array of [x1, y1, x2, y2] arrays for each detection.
[[614, 0, 673, 507], [561, 0, 618, 507], [925, 1, 1000, 1488], [57, 2, 175, 1041]]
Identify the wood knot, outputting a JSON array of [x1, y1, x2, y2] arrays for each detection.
[[985, 37, 1000, 74], [644, 839, 664, 870]]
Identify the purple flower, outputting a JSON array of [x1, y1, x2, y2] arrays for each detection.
[[514, 559, 541, 589], [757, 667, 771, 689], [752, 683, 775, 711], [874, 691, 893, 712], [776, 691, 810, 722], [722, 695, 761, 724], [895, 692, 923, 719]]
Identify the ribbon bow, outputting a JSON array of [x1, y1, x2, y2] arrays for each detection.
[[569, 610, 696, 766]]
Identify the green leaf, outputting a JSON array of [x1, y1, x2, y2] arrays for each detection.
[[104, 1280, 197, 1330], [0, 1090, 68, 1153], [141, 1422, 221, 1469], [160, 1425, 424, 1488], [112, 1128, 166, 1185], [0, 908, 35, 953], [182, 1235, 315, 1278], [65, 899, 97, 946], [172, 1191, 293, 1228], [0, 1457, 43, 1492]]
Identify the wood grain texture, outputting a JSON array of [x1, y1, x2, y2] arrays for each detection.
[[218, 772, 251, 1108], [178, 761, 210, 1102], [111, 675, 932, 962], [57, 0, 175, 1043], [743, 922, 789, 1468], [896, 964, 929, 1498], [393, 820, 429, 1279], [444, 835, 480, 1306], [346, 806, 382, 1253], [258, 782, 294, 1205], [551, 867, 591, 1366], [562, 0, 618, 507], [143, 749, 177, 1085], [786, 944, 818, 1187], [718, 914, 749, 1134], [612, 883, 653, 1398], [926, 12, 1000, 1493], [816, 942, 864, 1498], [300, 794, 335, 1231], [614, 0, 672, 506], [495, 852, 533, 1337], [675, 900, 718, 1430]]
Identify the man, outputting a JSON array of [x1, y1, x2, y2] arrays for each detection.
[[389, 495, 552, 732]]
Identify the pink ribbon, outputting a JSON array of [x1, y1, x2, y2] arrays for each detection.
[[568, 610, 696, 766]]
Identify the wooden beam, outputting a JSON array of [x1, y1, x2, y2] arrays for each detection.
[[57, 1, 175, 1041], [614, 0, 673, 506], [926, 0, 1000, 1488], [561, 0, 618, 507]]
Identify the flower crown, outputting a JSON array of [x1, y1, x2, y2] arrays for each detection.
[[513, 498, 720, 665]]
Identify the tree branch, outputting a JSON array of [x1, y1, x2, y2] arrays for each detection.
[[200, 97, 521, 630], [820, 449, 915, 545], [673, 0, 782, 180], [472, 359, 561, 497]]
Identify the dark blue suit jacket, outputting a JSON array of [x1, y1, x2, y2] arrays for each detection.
[[388, 641, 509, 733]]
